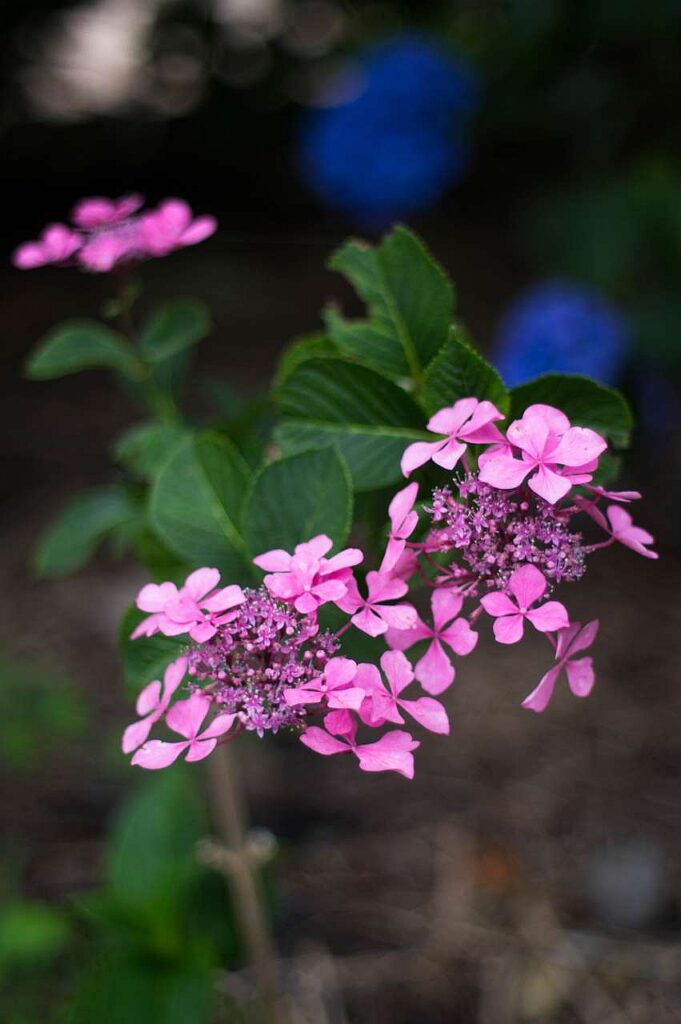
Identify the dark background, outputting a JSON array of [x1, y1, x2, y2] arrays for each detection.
[[1, 2, 681, 1022]]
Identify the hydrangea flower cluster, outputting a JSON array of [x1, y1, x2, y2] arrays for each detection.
[[12, 194, 216, 273], [122, 398, 657, 780]]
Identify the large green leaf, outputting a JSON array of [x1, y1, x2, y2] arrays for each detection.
[[276, 357, 427, 490], [244, 448, 352, 557], [25, 321, 141, 380], [274, 332, 338, 387], [114, 422, 189, 480], [149, 432, 251, 574], [138, 301, 211, 363], [34, 486, 137, 577], [423, 326, 509, 415], [509, 374, 633, 447], [327, 225, 454, 383]]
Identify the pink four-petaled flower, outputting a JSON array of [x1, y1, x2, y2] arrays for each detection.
[[139, 199, 217, 256], [132, 568, 245, 642], [582, 503, 658, 560], [300, 708, 419, 778], [481, 564, 569, 644], [12, 224, 81, 269], [386, 588, 478, 694], [479, 404, 606, 504], [522, 620, 599, 713], [122, 655, 187, 754], [401, 397, 505, 477], [254, 534, 363, 614], [358, 651, 450, 735], [71, 194, 144, 229], [284, 657, 366, 711], [336, 570, 417, 637], [131, 693, 236, 769]]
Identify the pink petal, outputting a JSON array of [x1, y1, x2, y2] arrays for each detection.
[[380, 650, 414, 697], [136, 680, 162, 716], [480, 591, 518, 617], [162, 655, 188, 703], [165, 694, 211, 740], [554, 622, 583, 661], [478, 454, 531, 490], [320, 548, 364, 574], [562, 620, 599, 659], [136, 581, 178, 613], [565, 657, 595, 698], [355, 731, 419, 778], [328, 686, 369, 712], [197, 712, 236, 740], [508, 564, 547, 609], [335, 577, 363, 615], [492, 614, 525, 644], [431, 438, 467, 471], [189, 621, 217, 643], [400, 695, 449, 735], [253, 549, 292, 572], [458, 400, 505, 442], [431, 587, 464, 630], [180, 216, 217, 246], [352, 606, 388, 637], [506, 414, 551, 459], [400, 439, 446, 477], [526, 601, 570, 633], [201, 584, 244, 613], [324, 708, 357, 740], [414, 639, 454, 695], [122, 715, 155, 754], [185, 738, 218, 762], [131, 739, 187, 769], [521, 665, 561, 713], [296, 534, 333, 560], [528, 465, 572, 504], [366, 571, 408, 603], [427, 398, 479, 436], [284, 685, 321, 707], [311, 579, 347, 603], [130, 615, 161, 639], [183, 567, 220, 601], [378, 603, 418, 631], [385, 619, 430, 651], [324, 657, 357, 689], [300, 727, 349, 756], [440, 618, 478, 657], [380, 535, 407, 575], [293, 592, 321, 614], [523, 404, 570, 433], [388, 482, 419, 531], [552, 426, 607, 467]]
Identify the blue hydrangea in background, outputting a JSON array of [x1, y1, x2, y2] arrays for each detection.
[[492, 281, 630, 387], [298, 36, 480, 227]]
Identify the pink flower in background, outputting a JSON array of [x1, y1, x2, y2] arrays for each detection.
[[386, 588, 478, 694], [254, 534, 363, 614], [336, 570, 417, 637], [380, 482, 420, 574], [132, 568, 244, 642], [131, 693, 235, 769], [481, 564, 569, 644], [359, 651, 449, 734], [401, 397, 505, 477], [300, 708, 419, 778], [122, 655, 187, 754], [12, 224, 81, 269], [284, 657, 366, 711], [78, 232, 138, 273], [139, 199, 217, 256], [479, 404, 607, 504], [71, 194, 144, 229], [522, 620, 599, 712]]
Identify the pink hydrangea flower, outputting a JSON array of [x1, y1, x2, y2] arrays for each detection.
[[336, 570, 417, 637], [78, 232, 138, 273], [522, 620, 599, 713], [71, 194, 144, 229], [122, 655, 187, 754], [132, 568, 245, 642], [479, 404, 607, 504], [300, 708, 419, 778], [138, 199, 217, 256], [386, 588, 478, 694], [131, 693, 236, 769], [401, 397, 505, 477], [380, 482, 420, 574], [602, 505, 658, 559], [254, 534, 363, 614], [12, 224, 81, 269], [480, 564, 569, 644], [358, 651, 449, 735], [284, 656, 366, 711]]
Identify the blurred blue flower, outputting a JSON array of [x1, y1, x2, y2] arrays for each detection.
[[298, 36, 480, 227], [492, 281, 630, 387]]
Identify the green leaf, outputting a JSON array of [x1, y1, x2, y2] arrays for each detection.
[[276, 357, 427, 490], [509, 374, 633, 447], [114, 422, 189, 480], [423, 326, 510, 415], [25, 320, 141, 380], [149, 432, 251, 574], [0, 903, 71, 968], [274, 332, 338, 387], [119, 606, 185, 697], [245, 448, 352, 556], [328, 225, 454, 382], [138, 301, 211, 363], [34, 486, 137, 577]]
